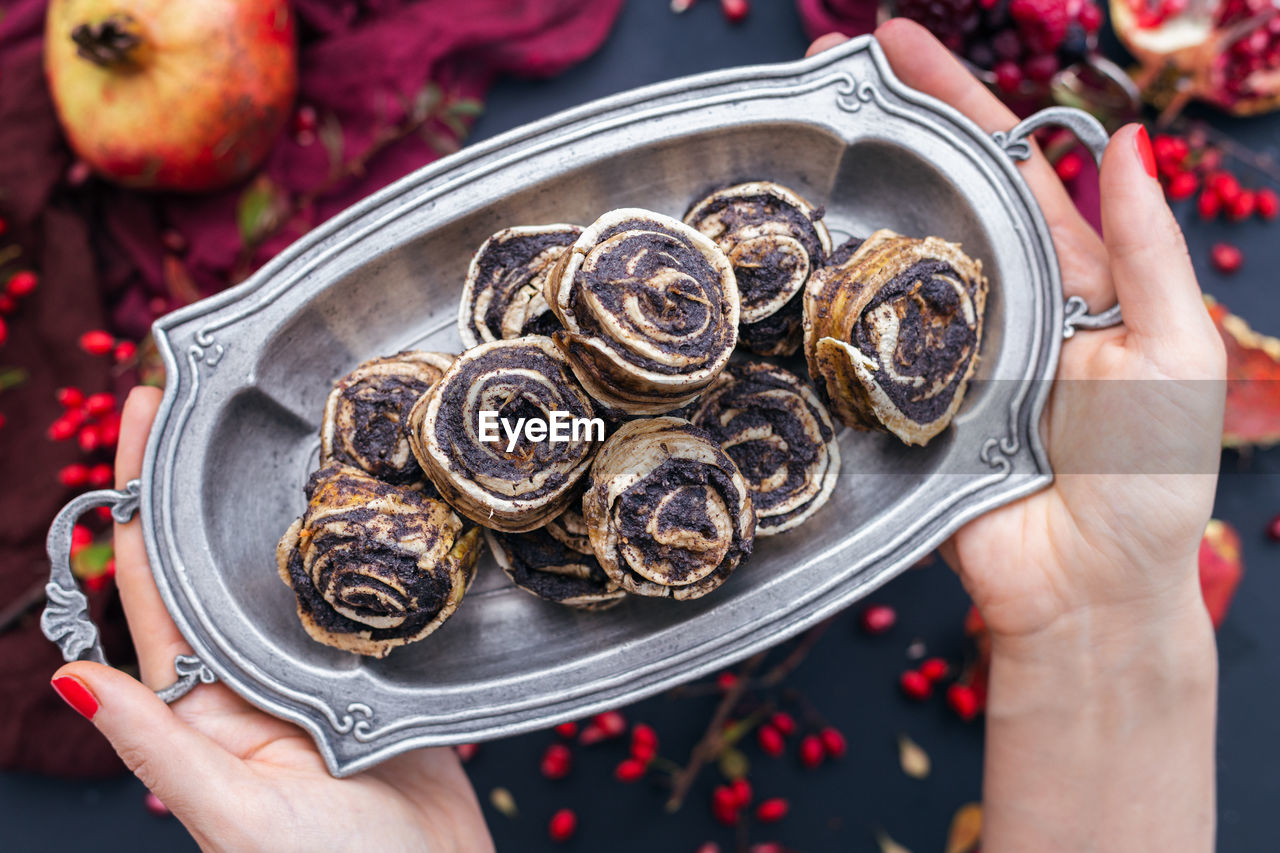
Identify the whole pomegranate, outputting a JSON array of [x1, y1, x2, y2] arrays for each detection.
[[45, 0, 298, 192]]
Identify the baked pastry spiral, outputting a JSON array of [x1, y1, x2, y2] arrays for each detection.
[[276, 464, 482, 658], [486, 509, 626, 610], [805, 229, 987, 446], [684, 182, 831, 357], [407, 336, 600, 532], [545, 208, 739, 415], [583, 417, 755, 600], [457, 224, 583, 348], [320, 351, 454, 485], [689, 360, 840, 536]]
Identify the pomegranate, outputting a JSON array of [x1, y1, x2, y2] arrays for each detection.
[[45, 0, 297, 191], [1112, 0, 1280, 117]]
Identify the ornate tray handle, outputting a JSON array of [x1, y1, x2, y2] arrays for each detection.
[[42, 479, 215, 704], [993, 106, 1123, 339]]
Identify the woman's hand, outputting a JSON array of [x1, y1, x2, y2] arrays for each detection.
[[51, 386, 494, 853], [815, 20, 1221, 853]]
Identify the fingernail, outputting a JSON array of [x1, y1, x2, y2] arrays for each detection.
[[52, 675, 99, 720], [1135, 125, 1156, 178]]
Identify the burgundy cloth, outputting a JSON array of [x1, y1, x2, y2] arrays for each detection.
[[0, 0, 622, 778], [794, 0, 878, 41]]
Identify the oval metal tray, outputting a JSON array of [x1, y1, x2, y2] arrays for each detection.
[[44, 36, 1110, 776]]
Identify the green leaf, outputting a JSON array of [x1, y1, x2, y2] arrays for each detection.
[[412, 83, 443, 122], [72, 543, 114, 576], [446, 98, 485, 118], [717, 746, 749, 781], [0, 367, 29, 391], [237, 177, 285, 247]]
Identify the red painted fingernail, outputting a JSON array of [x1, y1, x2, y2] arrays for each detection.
[[1135, 126, 1156, 179], [51, 676, 99, 720]]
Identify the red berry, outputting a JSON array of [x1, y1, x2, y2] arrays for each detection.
[[749, 845, 785, 853], [0, 413, 5, 430], [755, 798, 789, 823], [0, 293, 15, 314], [1228, 190, 1256, 221], [98, 414, 121, 448], [1266, 513, 1280, 541], [104, 558, 116, 578], [947, 683, 982, 721], [859, 603, 896, 635], [721, 0, 748, 23], [1211, 172, 1241, 206], [84, 392, 116, 417], [1078, 2, 1103, 32], [769, 711, 796, 737], [631, 723, 658, 753], [993, 60, 1023, 94], [578, 723, 606, 745], [0, 317, 6, 347], [541, 743, 572, 780], [548, 808, 577, 842], [730, 777, 752, 807], [757, 723, 785, 757], [1211, 242, 1243, 274], [293, 104, 318, 136], [114, 341, 138, 362], [1054, 151, 1085, 182], [1257, 188, 1279, 220], [1198, 190, 1221, 221], [79, 330, 116, 356], [798, 733, 824, 769], [900, 669, 932, 700], [6, 271, 37, 297], [48, 416, 78, 441], [593, 710, 626, 738], [919, 657, 950, 682], [89, 463, 114, 489], [56, 387, 85, 409], [143, 791, 170, 817], [819, 726, 847, 758], [78, 424, 101, 453], [71, 524, 92, 552], [716, 671, 738, 691], [1023, 53, 1059, 84], [555, 721, 578, 739], [1167, 171, 1198, 201], [85, 573, 109, 592], [711, 785, 740, 825], [0, 216, 6, 236], [695, 845, 721, 853], [614, 757, 647, 782], [59, 464, 90, 488], [455, 743, 478, 761]]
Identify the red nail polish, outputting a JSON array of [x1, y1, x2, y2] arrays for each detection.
[[1135, 125, 1157, 178], [52, 676, 99, 720]]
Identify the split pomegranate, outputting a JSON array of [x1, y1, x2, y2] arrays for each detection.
[[45, 0, 298, 191]]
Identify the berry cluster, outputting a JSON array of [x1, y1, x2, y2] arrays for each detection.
[[895, 0, 1105, 93]]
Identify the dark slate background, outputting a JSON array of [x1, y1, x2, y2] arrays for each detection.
[[3, 1, 1277, 850]]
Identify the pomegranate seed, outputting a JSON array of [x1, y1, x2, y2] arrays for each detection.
[[1228, 190, 1256, 221], [947, 683, 981, 721], [48, 416, 78, 441], [614, 757, 647, 782], [88, 464, 113, 489], [1266, 513, 1280, 541], [56, 387, 85, 409], [819, 726, 847, 758], [1256, 188, 1279, 220], [757, 724, 785, 757], [143, 791, 170, 817], [71, 524, 92, 552], [730, 777, 752, 807], [770, 711, 796, 737], [555, 721, 578, 739], [114, 341, 138, 362], [755, 798, 789, 823], [84, 392, 116, 417], [59, 464, 90, 488], [993, 60, 1022, 93], [79, 330, 116, 356], [721, 0, 748, 23], [900, 669, 932, 700], [711, 785, 740, 825], [798, 734, 824, 768], [592, 710, 626, 738], [548, 808, 577, 842], [455, 743, 478, 761], [716, 671, 738, 691], [919, 658, 950, 682], [1054, 151, 1084, 182], [78, 424, 101, 453], [1211, 242, 1243, 274], [541, 743, 572, 780], [859, 603, 896, 635], [1167, 171, 1198, 201], [0, 293, 15, 314], [1197, 190, 1221, 220], [6, 271, 37, 297]]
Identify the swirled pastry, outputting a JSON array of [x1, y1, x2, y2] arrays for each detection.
[[486, 509, 626, 610], [407, 336, 600, 532], [690, 360, 840, 536], [583, 417, 755, 600], [320, 351, 454, 484], [457, 224, 583, 348], [685, 182, 831, 356], [276, 464, 482, 658], [545, 208, 739, 415], [803, 229, 988, 446]]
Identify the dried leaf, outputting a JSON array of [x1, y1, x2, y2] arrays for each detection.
[[1199, 519, 1244, 629], [420, 127, 460, 156], [236, 176, 287, 248], [897, 734, 930, 779], [945, 803, 983, 853], [717, 746, 749, 780], [162, 255, 202, 307], [318, 112, 345, 181], [1207, 296, 1280, 448], [875, 828, 912, 853], [489, 787, 517, 818], [412, 83, 443, 122]]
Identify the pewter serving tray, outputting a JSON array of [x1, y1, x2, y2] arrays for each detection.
[[44, 37, 1118, 776]]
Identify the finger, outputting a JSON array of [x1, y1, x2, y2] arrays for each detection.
[[873, 18, 1112, 310], [806, 32, 849, 57], [1099, 124, 1216, 354], [51, 664, 245, 829], [114, 386, 194, 690]]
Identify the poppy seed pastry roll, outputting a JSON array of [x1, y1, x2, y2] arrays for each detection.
[[803, 229, 988, 446], [684, 182, 832, 357], [457, 224, 583, 349], [276, 464, 482, 658], [690, 360, 840, 536], [320, 351, 454, 485], [583, 417, 755, 600], [407, 336, 600, 532], [545, 208, 739, 415], [485, 509, 626, 610]]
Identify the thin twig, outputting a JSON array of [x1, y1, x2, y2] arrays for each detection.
[[757, 617, 834, 688], [0, 579, 48, 634]]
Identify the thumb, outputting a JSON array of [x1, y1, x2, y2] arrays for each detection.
[[52, 663, 245, 818]]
